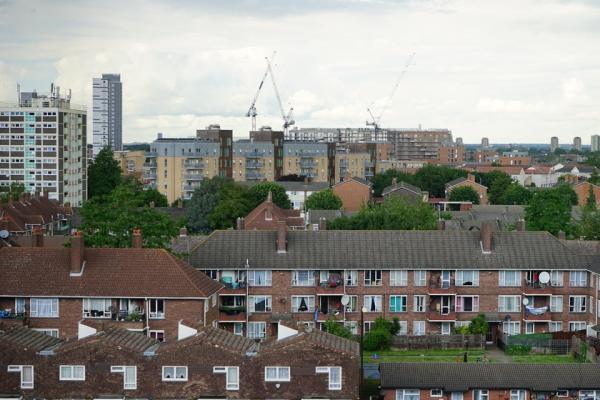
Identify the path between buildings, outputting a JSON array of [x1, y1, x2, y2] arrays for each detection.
[[486, 345, 511, 363]]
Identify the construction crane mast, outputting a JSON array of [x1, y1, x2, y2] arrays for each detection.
[[266, 56, 295, 135], [366, 52, 416, 132], [246, 52, 276, 131]]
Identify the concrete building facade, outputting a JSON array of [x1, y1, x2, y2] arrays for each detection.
[[92, 74, 122, 156], [591, 135, 600, 152], [551, 136, 559, 152]]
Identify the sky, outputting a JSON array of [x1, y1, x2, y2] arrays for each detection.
[[0, 0, 599, 145]]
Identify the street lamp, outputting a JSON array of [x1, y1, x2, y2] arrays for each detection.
[[360, 306, 368, 390]]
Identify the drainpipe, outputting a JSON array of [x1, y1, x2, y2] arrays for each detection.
[[145, 298, 149, 337], [245, 260, 250, 336]]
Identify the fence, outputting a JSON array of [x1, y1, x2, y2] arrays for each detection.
[[499, 333, 571, 354], [391, 334, 484, 349]]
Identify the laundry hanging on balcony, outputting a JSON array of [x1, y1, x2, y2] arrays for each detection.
[[525, 305, 548, 315]]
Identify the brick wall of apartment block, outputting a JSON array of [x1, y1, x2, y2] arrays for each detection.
[[333, 180, 371, 212], [384, 389, 534, 400]]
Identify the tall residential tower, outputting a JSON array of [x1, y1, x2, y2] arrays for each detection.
[[92, 74, 122, 156]]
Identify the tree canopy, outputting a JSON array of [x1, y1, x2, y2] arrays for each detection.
[[88, 147, 122, 199], [412, 165, 467, 198], [448, 186, 480, 204], [304, 189, 343, 210], [371, 170, 417, 197], [248, 182, 291, 209], [500, 183, 532, 205], [0, 183, 25, 203], [525, 185, 576, 236]]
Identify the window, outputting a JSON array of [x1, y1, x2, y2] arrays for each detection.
[[441, 322, 452, 335], [569, 321, 586, 332], [397, 320, 408, 335], [550, 296, 563, 312], [413, 321, 426, 335], [32, 328, 59, 338], [579, 391, 600, 400], [30, 298, 59, 318], [248, 321, 266, 339], [292, 270, 315, 286], [248, 270, 272, 286], [390, 270, 407, 286], [570, 271, 587, 287], [59, 365, 85, 381], [390, 296, 407, 313], [549, 321, 562, 332], [414, 270, 426, 286], [364, 270, 382, 286], [162, 366, 188, 381], [498, 296, 521, 313], [413, 295, 426, 312], [396, 389, 420, 400], [150, 330, 165, 342], [451, 393, 464, 400], [265, 366, 290, 382], [344, 321, 358, 334], [292, 296, 315, 312], [474, 390, 489, 400], [344, 270, 357, 286], [315, 366, 342, 390], [7, 365, 34, 389], [364, 295, 382, 312], [499, 270, 521, 286], [456, 296, 479, 312], [15, 298, 25, 314], [213, 366, 239, 390], [364, 321, 375, 334], [431, 389, 443, 397], [149, 299, 165, 318], [248, 295, 272, 312], [110, 366, 137, 390], [456, 270, 479, 286], [82, 298, 111, 318], [344, 295, 358, 312], [510, 390, 525, 400], [502, 321, 521, 335], [569, 296, 587, 313], [551, 271, 564, 287], [556, 390, 568, 397], [525, 322, 535, 334], [203, 269, 218, 280]]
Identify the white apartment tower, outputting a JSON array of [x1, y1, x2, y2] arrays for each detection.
[[592, 135, 600, 152], [0, 85, 87, 205], [92, 74, 122, 156]]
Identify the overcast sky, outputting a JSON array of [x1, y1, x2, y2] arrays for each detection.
[[1, 0, 599, 145]]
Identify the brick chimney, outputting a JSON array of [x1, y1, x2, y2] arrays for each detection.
[[31, 227, 44, 247], [70, 231, 85, 276], [480, 221, 493, 253], [558, 230, 566, 240], [318, 217, 327, 231], [467, 173, 475, 182], [277, 220, 287, 253], [437, 219, 446, 230], [132, 228, 143, 248], [515, 219, 525, 232], [392, 177, 398, 188], [236, 217, 245, 230], [179, 227, 188, 237], [149, 201, 155, 208]]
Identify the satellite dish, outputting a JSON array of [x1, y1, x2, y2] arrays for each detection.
[[0, 230, 9, 239], [341, 295, 350, 306], [539, 271, 550, 284], [522, 297, 529, 306]]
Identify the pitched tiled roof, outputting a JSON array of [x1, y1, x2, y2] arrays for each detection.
[[161, 327, 258, 354], [333, 177, 372, 187], [382, 181, 423, 197], [0, 247, 222, 298], [0, 325, 62, 352], [380, 363, 600, 391], [56, 327, 160, 354], [0, 195, 71, 232], [261, 329, 359, 356], [169, 235, 208, 254], [190, 230, 592, 271]]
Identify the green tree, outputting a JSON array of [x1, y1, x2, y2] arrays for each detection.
[[413, 165, 467, 198], [248, 182, 291, 209], [488, 173, 513, 204], [324, 318, 354, 339], [449, 186, 480, 204], [554, 183, 578, 206], [88, 147, 122, 199], [80, 183, 180, 248], [363, 328, 392, 351], [120, 176, 168, 207], [371, 170, 417, 197], [186, 177, 232, 233], [329, 197, 437, 230], [525, 187, 574, 236], [0, 183, 25, 203], [305, 189, 343, 210], [586, 185, 597, 211], [500, 183, 532, 205], [577, 209, 600, 240], [468, 313, 489, 335], [208, 183, 255, 230], [588, 169, 600, 185]]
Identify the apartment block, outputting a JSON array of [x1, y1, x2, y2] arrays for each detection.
[[233, 141, 277, 182], [335, 151, 372, 182], [0, 230, 222, 341], [92, 74, 122, 156], [283, 142, 335, 184], [113, 150, 146, 180], [437, 143, 465, 165], [499, 150, 531, 166], [189, 223, 599, 341], [0, 87, 87, 205], [388, 128, 453, 161], [591, 135, 600, 152]]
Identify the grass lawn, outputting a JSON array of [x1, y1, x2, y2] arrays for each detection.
[[509, 354, 579, 363], [364, 348, 485, 363]]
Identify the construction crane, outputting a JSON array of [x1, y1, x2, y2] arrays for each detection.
[[266, 56, 295, 135], [366, 52, 416, 132], [246, 51, 276, 131]]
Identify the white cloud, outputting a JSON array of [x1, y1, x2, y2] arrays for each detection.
[[562, 78, 589, 103], [477, 98, 547, 114]]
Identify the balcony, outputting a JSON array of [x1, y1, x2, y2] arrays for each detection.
[[427, 306, 457, 321], [245, 171, 264, 180], [523, 305, 551, 321], [183, 174, 203, 181], [244, 151, 266, 158], [245, 161, 264, 169], [143, 161, 157, 168], [364, 161, 375, 168], [0, 312, 26, 329], [184, 160, 204, 169], [522, 280, 555, 296], [299, 160, 315, 168], [143, 172, 157, 180], [183, 184, 202, 192], [219, 306, 247, 322]]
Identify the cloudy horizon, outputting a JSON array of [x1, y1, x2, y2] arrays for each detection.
[[1, 0, 599, 145]]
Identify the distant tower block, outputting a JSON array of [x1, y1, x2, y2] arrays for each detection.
[[573, 137, 582, 151], [551, 136, 559, 152], [481, 137, 489, 148], [591, 135, 600, 152]]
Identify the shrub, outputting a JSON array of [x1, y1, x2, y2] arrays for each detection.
[[324, 318, 353, 340], [363, 328, 391, 351], [505, 344, 532, 355]]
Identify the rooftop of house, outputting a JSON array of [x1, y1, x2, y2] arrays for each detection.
[[0, 325, 62, 352], [241, 180, 330, 192], [190, 228, 592, 271], [556, 164, 596, 173], [242, 191, 304, 229], [0, 194, 71, 232], [333, 176, 372, 188], [381, 180, 423, 197], [161, 326, 259, 355], [379, 363, 600, 391], [262, 326, 360, 356], [445, 174, 487, 189]]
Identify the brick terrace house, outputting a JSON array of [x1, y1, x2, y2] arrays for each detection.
[[0, 193, 71, 235], [379, 363, 600, 400], [332, 176, 372, 212], [573, 181, 600, 207], [239, 191, 304, 230], [190, 222, 599, 341], [382, 178, 428, 203], [445, 173, 488, 205], [0, 322, 359, 399], [0, 230, 222, 341]]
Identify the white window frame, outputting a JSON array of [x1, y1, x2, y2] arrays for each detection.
[[248, 321, 267, 339], [569, 321, 586, 332], [315, 366, 342, 390], [110, 366, 137, 390], [413, 270, 426, 286], [549, 321, 562, 332], [390, 270, 408, 286], [149, 330, 165, 342], [389, 295, 407, 313], [451, 393, 464, 400], [569, 296, 587, 313], [30, 298, 59, 318], [502, 321, 521, 335], [455, 270, 479, 286], [551, 271, 564, 287], [292, 295, 315, 313], [569, 271, 587, 287], [82, 298, 112, 318], [431, 389, 443, 397], [344, 321, 358, 335], [441, 322, 452, 335], [579, 391, 600, 400], [344, 295, 358, 312], [413, 295, 426, 312], [7, 365, 34, 389], [525, 322, 535, 335], [396, 389, 420, 400], [149, 299, 165, 319], [248, 270, 272, 286], [213, 366, 239, 391], [364, 270, 382, 286], [550, 296, 563, 313], [59, 365, 85, 381], [292, 270, 315, 286], [364, 295, 382, 312], [556, 390, 568, 397], [32, 328, 59, 338], [474, 390, 489, 400], [499, 270, 521, 287], [510, 390, 525, 400], [265, 366, 291, 382], [162, 366, 188, 382], [344, 270, 357, 286], [456, 295, 479, 312], [413, 320, 426, 336], [498, 295, 521, 313], [248, 295, 272, 313]]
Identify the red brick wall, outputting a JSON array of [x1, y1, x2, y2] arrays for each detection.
[[333, 180, 371, 212]]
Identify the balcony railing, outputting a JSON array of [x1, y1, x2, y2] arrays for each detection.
[[219, 278, 247, 289], [184, 160, 205, 169], [143, 172, 157, 179], [245, 162, 264, 169], [246, 172, 264, 180], [183, 184, 202, 191], [244, 151, 266, 158], [183, 174, 203, 181]]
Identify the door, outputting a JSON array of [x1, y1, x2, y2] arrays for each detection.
[[441, 271, 451, 288], [441, 296, 451, 315], [233, 323, 243, 336]]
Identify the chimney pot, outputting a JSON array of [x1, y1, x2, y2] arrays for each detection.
[[467, 173, 475, 182], [179, 227, 188, 237], [558, 230, 566, 240], [437, 219, 446, 231], [516, 220, 525, 232], [236, 217, 245, 230], [277, 220, 287, 253], [392, 177, 398, 188], [70, 231, 85, 275], [481, 221, 493, 252], [318, 217, 327, 231], [132, 228, 143, 248], [31, 227, 44, 247]]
